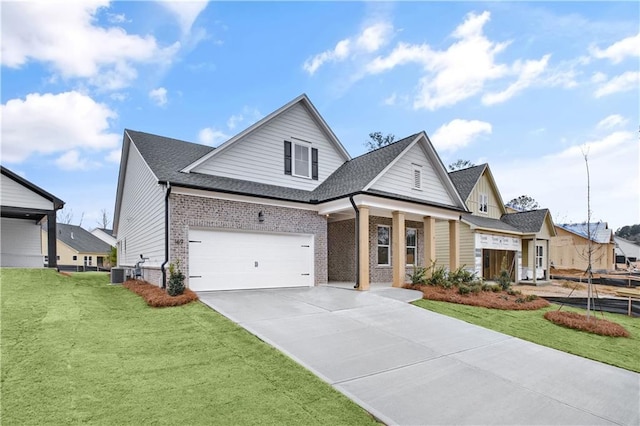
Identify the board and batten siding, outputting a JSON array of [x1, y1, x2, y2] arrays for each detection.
[[466, 172, 503, 218], [192, 103, 346, 190], [1, 174, 53, 210], [369, 143, 455, 206], [117, 143, 165, 267], [1, 217, 43, 267]]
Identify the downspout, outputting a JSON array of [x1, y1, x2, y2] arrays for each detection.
[[349, 196, 359, 289], [161, 182, 172, 289]]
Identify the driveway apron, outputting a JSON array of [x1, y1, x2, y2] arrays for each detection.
[[197, 286, 639, 426]]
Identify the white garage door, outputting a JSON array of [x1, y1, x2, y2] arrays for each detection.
[[188, 229, 314, 291]]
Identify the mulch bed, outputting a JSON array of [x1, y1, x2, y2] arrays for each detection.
[[123, 279, 199, 308], [407, 284, 550, 310], [544, 311, 629, 337]]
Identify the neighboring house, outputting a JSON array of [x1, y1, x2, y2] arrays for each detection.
[[91, 228, 116, 247], [615, 236, 640, 266], [550, 223, 615, 272], [42, 223, 113, 271], [1, 166, 64, 267], [444, 164, 556, 283], [113, 94, 469, 291]]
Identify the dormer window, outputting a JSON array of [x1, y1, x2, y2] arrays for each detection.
[[412, 164, 422, 190], [284, 141, 319, 180], [479, 193, 488, 214]]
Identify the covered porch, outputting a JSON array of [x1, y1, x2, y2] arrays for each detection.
[[322, 194, 464, 291]]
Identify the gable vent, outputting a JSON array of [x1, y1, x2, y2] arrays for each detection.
[[413, 166, 422, 190]]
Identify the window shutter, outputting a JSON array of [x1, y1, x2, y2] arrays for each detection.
[[311, 148, 318, 180], [284, 141, 292, 175]]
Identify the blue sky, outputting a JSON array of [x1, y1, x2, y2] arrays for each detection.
[[1, 1, 638, 231]]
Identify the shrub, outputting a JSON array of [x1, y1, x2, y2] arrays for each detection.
[[426, 264, 449, 287], [507, 289, 522, 296], [481, 283, 494, 292], [449, 266, 477, 286], [469, 283, 482, 294], [458, 284, 471, 295], [525, 294, 539, 302], [495, 256, 512, 291], [491, 285, 502, 293], [515, 297, 526, 304], [407, 267, 428, 285], [167, 261, 186, 297]]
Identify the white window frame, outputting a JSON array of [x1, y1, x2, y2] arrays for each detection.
[[406, 228, 417, 266], [84, 255, 92, 266], [412, 164, 423, 190], [377, 225, 391, 266], [479, 193, 488, 214], [536, 245, 543, 268], [292, 142, 311, 179]]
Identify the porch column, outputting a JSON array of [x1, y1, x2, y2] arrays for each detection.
[[546, 239, 551, 281], [449, 219, 459, 270], [358, 206, 370, 291], [532, 236, 537, 285], [392, 211, 406, 287], [423, 216, 436, 277]]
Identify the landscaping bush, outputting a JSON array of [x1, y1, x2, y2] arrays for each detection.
[[124, 280, 198, 307], [507, 288, 522, 296], [449, 266, 478, 286], [495, 256, 512, 291], [458, 284, 471, 295], [167, 261, 186, 297], [407, 267, 428, 285], [426, 264, 449, 287]]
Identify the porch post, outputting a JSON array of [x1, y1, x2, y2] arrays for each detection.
[[532, 236, 537, 285], [546, 239, 551, 281], [47, 212, 58, 268], [392, 211, 406, 287], [449, 219, 459, 271], [423, 216, 436, 277], [358, 206, 370, 291]]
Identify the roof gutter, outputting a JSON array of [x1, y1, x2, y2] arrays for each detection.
[[161, 182, 172, 289], [349, 196, 360, 289]]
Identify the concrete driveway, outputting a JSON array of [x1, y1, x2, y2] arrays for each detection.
[[198, 286, 639, 426]]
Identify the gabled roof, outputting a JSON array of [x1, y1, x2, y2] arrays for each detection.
[[614, 237, 640, 258], [501, 209, 555, 235], [448, 164, 486, 201], [1, 165, 64, 209], [462, 214, 522, 234], [54, 223, 112, 254], [557, 222, 614, 244], [181, 94, 350, 173], [96, 228, 114, 236]]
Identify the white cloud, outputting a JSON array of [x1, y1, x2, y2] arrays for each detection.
[[55, 150, 98, 171], [1, 91, 119, 163], [107, 12, 127, 24], [226, 106, 263, 130], [383, 92, 397, 106], [149, 87, 168, 106], [1, 1, 180, 91], [110, 92, 128, 102], [590, 72, 607, 83], [198, 127, 228, 146], [227, 114, 243, 130], [431, 119, 492, 152], [482, 55, 551, 105], [594, 71, 640, 97], [106, 149, 121, 164], [303, 22, 393, 75], [596, 114, 628, 130], [493, 130, 638, 228], [159, 1, 209, 35], [590, 33, 640, 64]]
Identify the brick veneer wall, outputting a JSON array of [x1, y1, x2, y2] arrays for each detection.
[[328, 219, 355, 281], [168, 194, 328, 287], [369, 216, 424, 284]]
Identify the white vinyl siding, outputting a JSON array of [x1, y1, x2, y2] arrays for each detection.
[[370, 143, 455, 206], [116, 143, 165, 267], [412, 165, 422, 190], [1, 174, 54, 210], [192, 103, 345, 190], [1, 217, 43, 267]]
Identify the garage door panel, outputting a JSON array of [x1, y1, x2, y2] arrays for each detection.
[[188, 229, 313, 291]]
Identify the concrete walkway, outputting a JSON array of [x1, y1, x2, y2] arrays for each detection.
[[198, 286, 639, 426]]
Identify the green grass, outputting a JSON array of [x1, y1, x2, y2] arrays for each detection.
[[413, 298, 640, 373], [1, 269, 378, 425]]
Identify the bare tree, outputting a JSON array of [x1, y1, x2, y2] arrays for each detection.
[[582, 147, 594, 319], [77, 211, 85, 228], [448, 159, 475, 171], [57, 207, 74, 224], [97, 209, 111, 229], [365, 132, 395, 151]]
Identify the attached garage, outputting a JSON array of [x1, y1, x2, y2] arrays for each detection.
[[188, 228, 314, 291]]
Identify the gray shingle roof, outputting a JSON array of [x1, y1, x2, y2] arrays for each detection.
[[311, 134, 418, 201], [448, 164, 486, 201], [500, 209, 550, 233], [57, 223, 112, 253], [462, 214, 521, 233]]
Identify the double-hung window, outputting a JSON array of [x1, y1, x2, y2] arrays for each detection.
[[377, 225, 390, 266], [293, 143, 310, 178], [479, 193, 488, 214], [536, 245, 543, 268], [406, 228, 417, 265]]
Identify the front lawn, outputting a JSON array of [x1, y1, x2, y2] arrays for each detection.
[[414, 299, 640, 373], [1, 269, 377, 425]]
